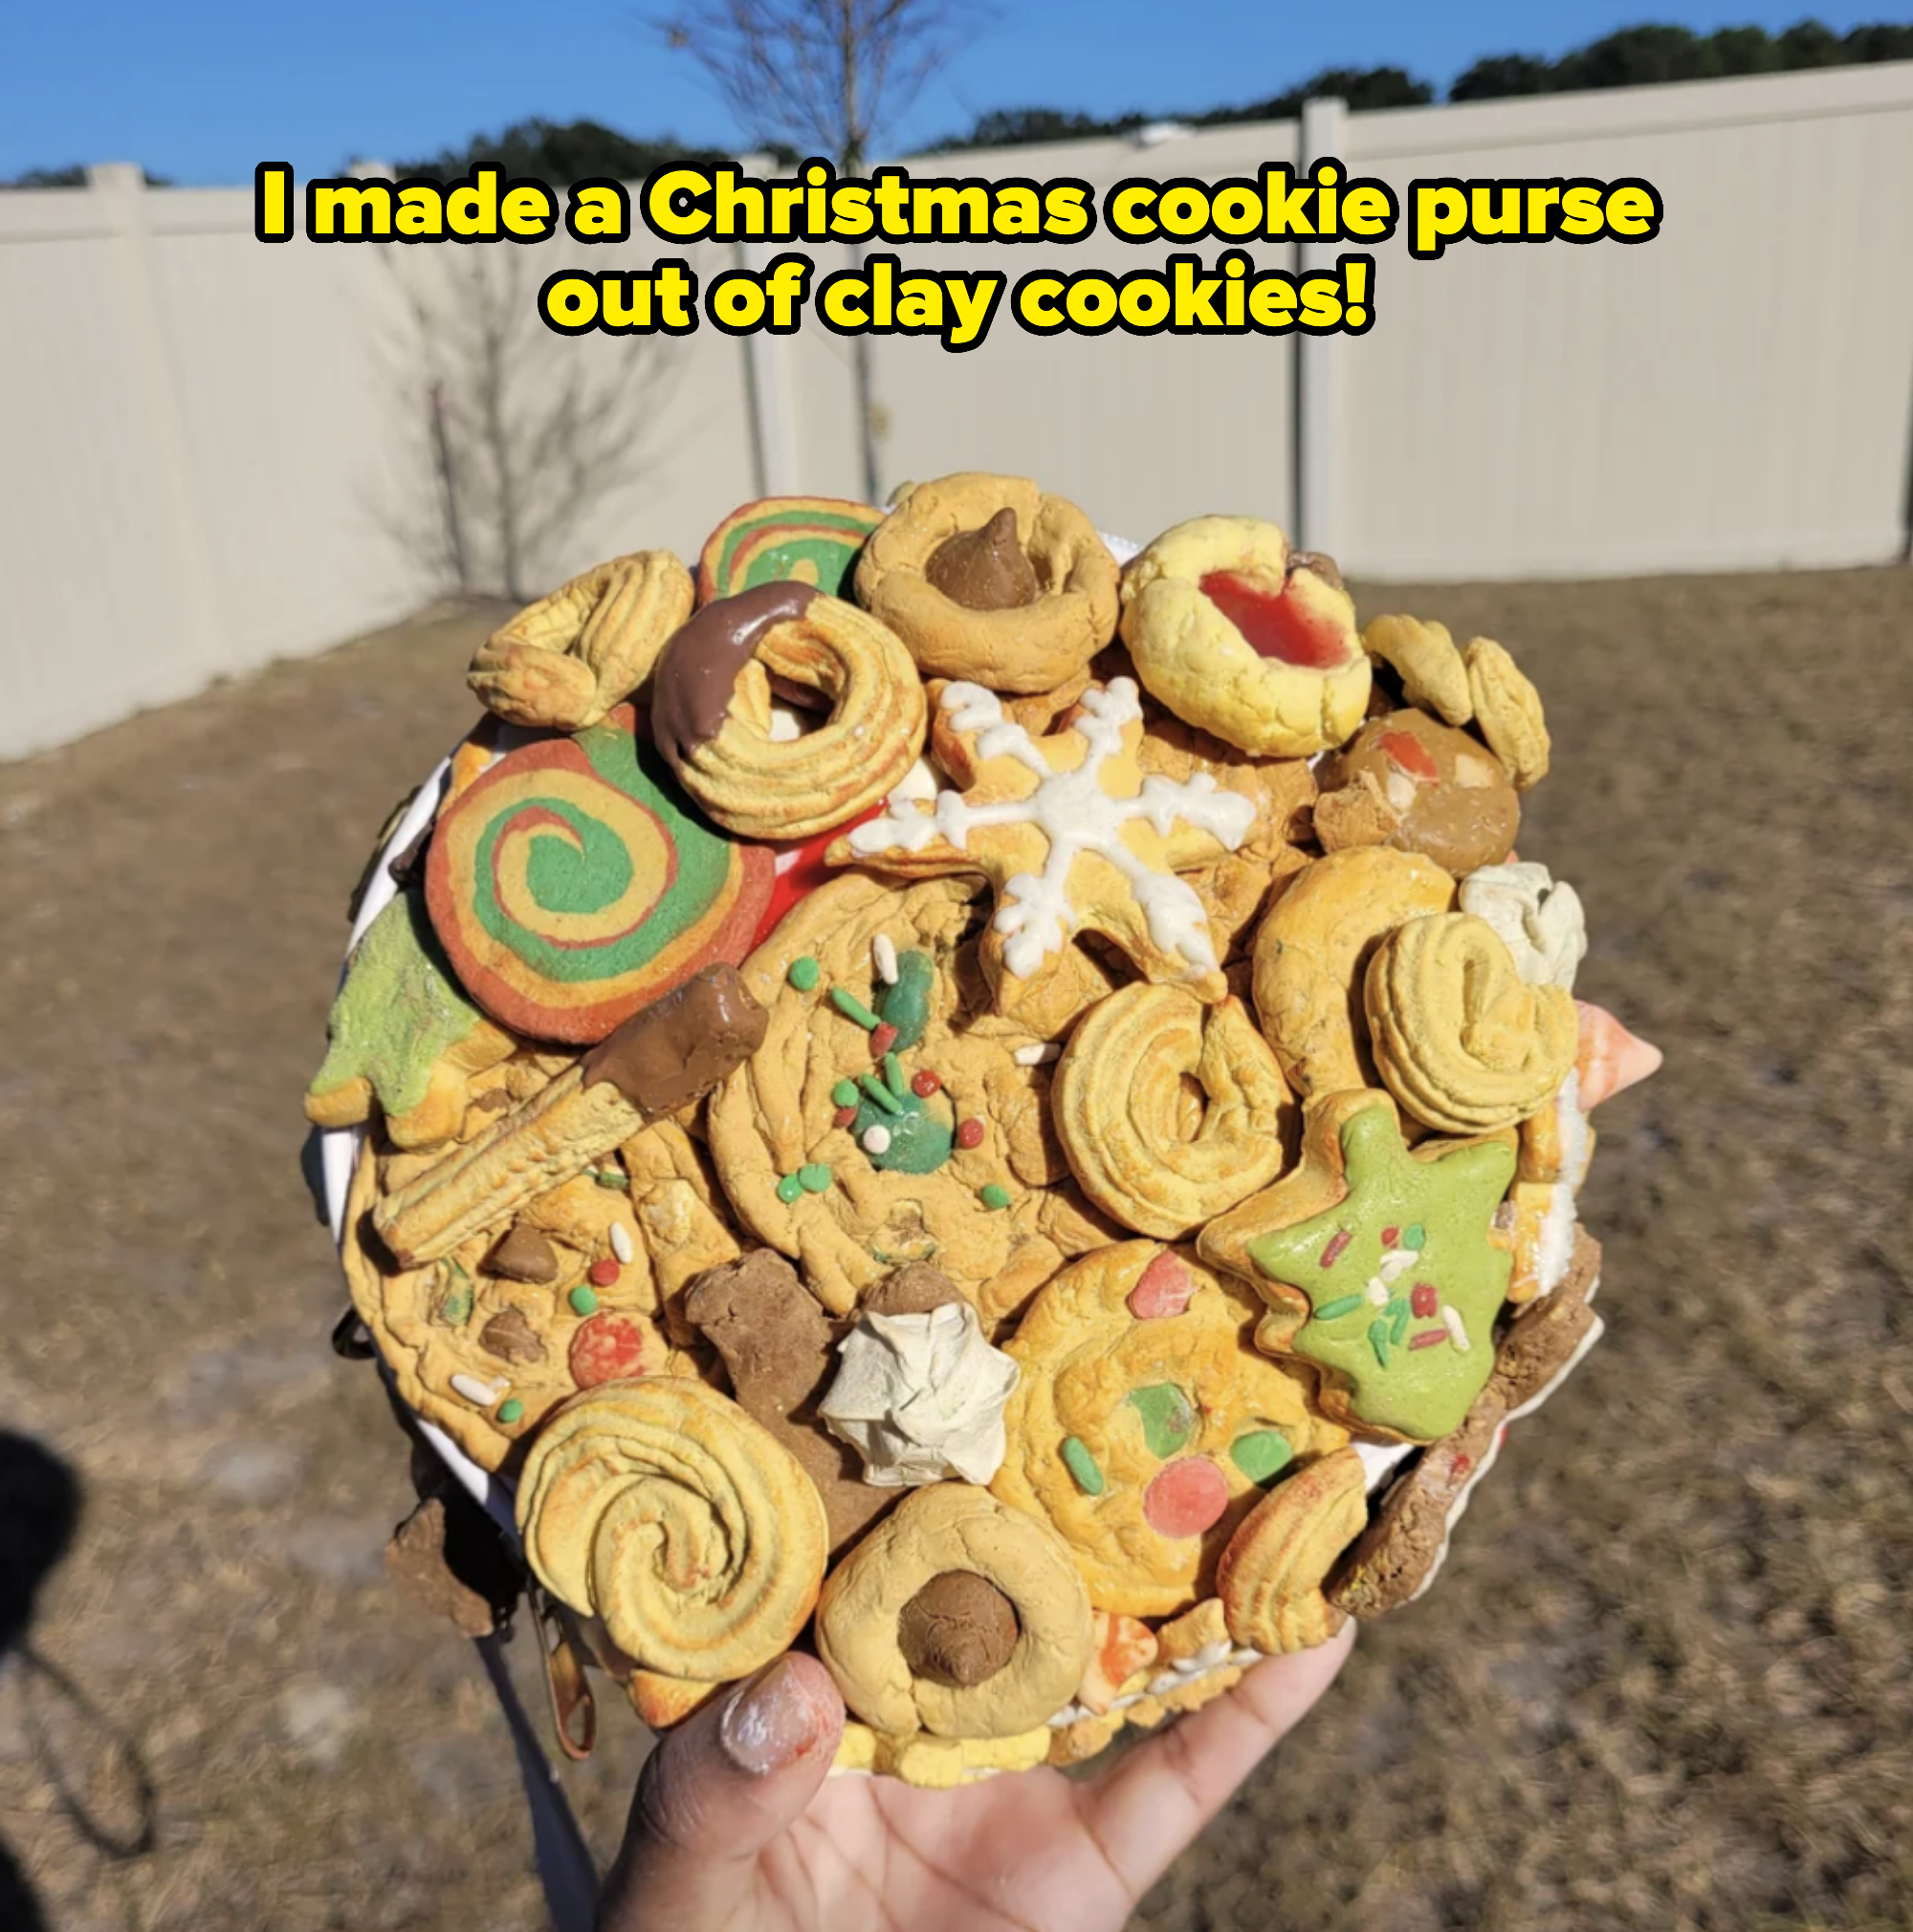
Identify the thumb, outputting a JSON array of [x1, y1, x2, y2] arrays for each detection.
[[597, 1654, 845, 1932]]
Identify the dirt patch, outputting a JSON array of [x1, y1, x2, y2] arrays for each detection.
[[1, 568, 1909, 1930]]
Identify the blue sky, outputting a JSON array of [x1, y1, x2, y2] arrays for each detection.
[[3, 1, 1898, 183]]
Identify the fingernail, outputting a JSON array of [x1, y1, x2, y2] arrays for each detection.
[[719, 1658, 820, 1777]]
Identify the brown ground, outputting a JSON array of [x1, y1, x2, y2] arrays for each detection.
[[2, 567, 1909, 1932]]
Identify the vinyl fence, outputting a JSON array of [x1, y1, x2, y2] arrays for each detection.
[[1, 61, 1908, 760]]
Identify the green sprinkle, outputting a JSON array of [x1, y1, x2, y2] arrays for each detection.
[[1389, 1297, 1411, 1347], [1061, 1436, 1106, 1496], [1230, 1430, 1296, 1485], [1368, 1319, 1392, 1368], [979, 1183, 1011, 1211], [832, 1079, 861, 1109], [776, 1173, 804, 1204], [435, 1268, 473, 1328], [883, 1050, 906, 1097], [591, 1167, 631, 1190], [799, 1163, 833, 1194], [857, 1072, 905, 1115], [1312, 1293, 1367, 1323], [497, 1398, 524, 1425], [569, 1284, 600, 1316], [1402, 1223, 1426, 1251], [830, 987, 881, 1030], [787, 955, 820, 991]]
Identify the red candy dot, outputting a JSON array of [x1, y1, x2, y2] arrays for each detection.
[[1143, 1458, 1230, 1539], [1128, 1251, 1196, 1320], [568, 1314, 649, 1387], [833, 1106, 857, 1130], [871, 1022, 899, 1058], [1410, 1281, 1438, 1318], [912, 1069, 942, 1098], [956, 1118, 985, 1150], [587, 1257, 621, 1288]]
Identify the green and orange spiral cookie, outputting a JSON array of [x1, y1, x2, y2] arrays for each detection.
[[696, 496, 884, 604], [424, 706, 773, 1043]]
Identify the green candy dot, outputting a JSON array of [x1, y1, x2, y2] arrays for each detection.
[[799, 1163, 833, 1195], [1061, 1436, 1106, 1496], [569, 1284, 600, 1316], [832, 1079, 861, 1109], [497, 1398, 524, 1425], [979, 1183, 1011, 1211], [787, 955, 820, 991], [1402, 1223, 1426, 1251], [1230, 1431, 1296, 1485], [776, 1173, 804, 1203], [1127, 1384, 1196, 1459]]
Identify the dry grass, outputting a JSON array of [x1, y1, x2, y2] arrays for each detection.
[[1, 567, 1909, 1930]]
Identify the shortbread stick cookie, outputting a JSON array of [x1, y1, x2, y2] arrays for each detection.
[[374, 966, 765, 1268]]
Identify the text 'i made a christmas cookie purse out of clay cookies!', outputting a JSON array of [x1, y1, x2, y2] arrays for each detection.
[[311, 475, 1661, 1790]]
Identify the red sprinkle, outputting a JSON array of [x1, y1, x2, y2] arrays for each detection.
[[1143, 1458, 1230, 1538], [1410, 1281, 1438, 1318], [1450, 1453, 1474, 1479], [1381, 1226, 1400, 1246], [912, 1069, 942, 1098], [1128, 1250, 1196, 1320], [870, 1022, 899, 1058], [587, 1257, 620, 1288], [833, 1106, 857, 1130], [1410, 1328, 1448, 1350], [956, 1117, 985, 1150], [569, 1314, 648, 1387], [1320, 1228, 1352, 1268], [1378, 731, 1440, 785]]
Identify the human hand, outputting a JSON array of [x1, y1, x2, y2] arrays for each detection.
[[596, 1623, 1354, 1932]]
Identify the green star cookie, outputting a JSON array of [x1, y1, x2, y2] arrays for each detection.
[[1204, 1095, 1516, 1441]]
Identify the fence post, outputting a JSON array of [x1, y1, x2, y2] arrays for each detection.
[[1295, 96, 1347, 558], [87, 164, 228, 679]]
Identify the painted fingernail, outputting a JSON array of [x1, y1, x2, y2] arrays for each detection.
[[719, 1658, 820, 1777]]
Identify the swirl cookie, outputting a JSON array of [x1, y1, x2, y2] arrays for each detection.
[[650, 583, 928, 841], [990, 1242, 1348, 1617], [1118, 517, 1370, 756], [468, 551, 694, 731], [517, 1378, 828, 1683], [1365, 914, 1580, 1134], [854, 472, 1119, 692], [836, 677, 1257, 1014], [424, 706, 772, 1043], [705, 872, 1091, 1315], [697, 495, 884, 603], [1313, 710, 1520, 877], [1217, 1446, 1368, 1654], [815, 1483, 1092, 1739], [1199, 1092, 1517, 1443], [1251, 847, 1458, 1103], [1052, 986, 1292, 1239]]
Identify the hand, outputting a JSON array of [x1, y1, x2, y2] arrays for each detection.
[[597, 1624, 1354, 1932]]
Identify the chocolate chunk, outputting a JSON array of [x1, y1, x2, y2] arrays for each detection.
[[1288, 548, 1345, 592], [478, 1306, 547, 1366], [488, 1225, 560, 1284], [650, 581, 819, 768], [925, 508, 1039, 612], [685, 1249, 894, 1558], [863, 1262, 965, 1318], [385, 1495, 516, 1638], [898, 1570, 1021, 1687], [582, 964, 768, 1118]]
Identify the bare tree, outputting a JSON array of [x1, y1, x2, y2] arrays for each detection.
[[378, 247, 677, 604], [656, 0, 962, 504]]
